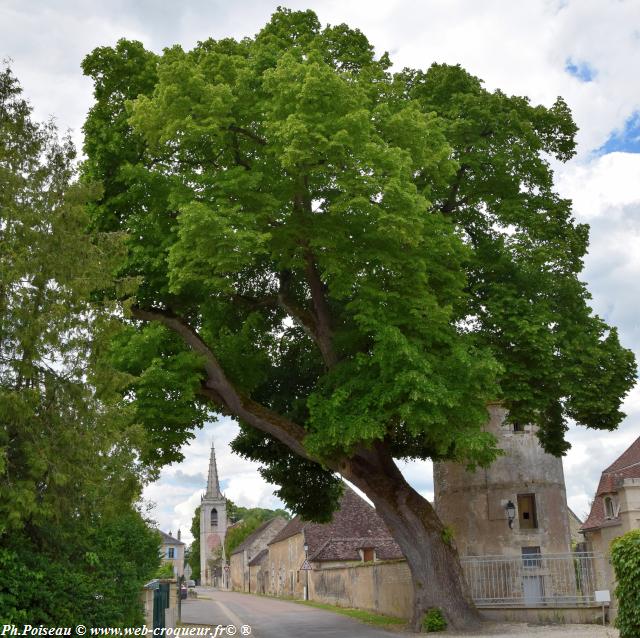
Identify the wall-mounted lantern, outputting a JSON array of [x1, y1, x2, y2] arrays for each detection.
[[505, 500, 516, 529]]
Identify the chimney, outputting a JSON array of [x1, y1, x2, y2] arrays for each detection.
[[177, 529, 181, 541]]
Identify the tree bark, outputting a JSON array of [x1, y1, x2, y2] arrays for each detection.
[[343, 442, 481, 631], [131, 306, 481, 630]]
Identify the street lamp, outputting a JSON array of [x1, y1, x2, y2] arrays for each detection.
[[303, 542, 309, 601], [505, 500, 516, 529]]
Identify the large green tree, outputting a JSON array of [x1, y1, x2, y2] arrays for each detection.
[[81, 10, 636, 629], [0, 64, 159, 625]]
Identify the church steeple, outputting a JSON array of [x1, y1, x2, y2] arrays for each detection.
[[206, 441, 222, 498], [200, 438, 227, 586]]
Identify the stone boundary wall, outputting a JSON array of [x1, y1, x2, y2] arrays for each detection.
[[309, 560, 413, 619]]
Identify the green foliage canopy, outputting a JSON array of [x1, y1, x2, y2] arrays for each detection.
[[224, 500, 290, 557], [0, 64, 160, 626], [81, 9, 636, 519]]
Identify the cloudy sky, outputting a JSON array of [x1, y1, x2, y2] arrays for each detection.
[[4, 0, 639, 545]]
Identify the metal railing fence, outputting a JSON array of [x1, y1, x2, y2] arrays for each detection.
[[460, 552, 603, 607]]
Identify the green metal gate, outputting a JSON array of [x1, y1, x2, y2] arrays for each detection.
[[152, 582, 170, 629]]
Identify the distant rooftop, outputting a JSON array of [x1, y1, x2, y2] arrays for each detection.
[[268, 486, 403, 562], [581, 436, 640, 532], [159, 529, 185, 546]]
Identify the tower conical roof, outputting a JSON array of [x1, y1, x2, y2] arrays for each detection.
[[206, 440, 223, 499]]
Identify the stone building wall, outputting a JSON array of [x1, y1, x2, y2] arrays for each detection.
[[434, 404, 572, 557], [230, 518, 288, 592], [310, 561, 413, 618], [307, 560, 600, 624], [249, 554, 270, 594], [200, 497, 227, 585], [267, 532, 306, 598]]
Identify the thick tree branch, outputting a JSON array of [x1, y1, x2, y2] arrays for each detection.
[[277, 269, 317, 340], [232, 293, 279, 311], [130, 305, 310, 459], [228, 124, 267, 146], [277, 261, 339, 369], [440, 164, 468, 215], [289, 185, 339, 369], [230, 132, 251, 170], [303, 249, 338, 368], [229, 124, 267, 146]]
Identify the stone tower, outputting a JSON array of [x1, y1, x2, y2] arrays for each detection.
[[434, 404, 572, 557], [200, 442, 227, 585]]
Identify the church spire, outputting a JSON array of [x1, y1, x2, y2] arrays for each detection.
[[206, 440, 222, 498]]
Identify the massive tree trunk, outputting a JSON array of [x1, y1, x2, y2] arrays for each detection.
[[131, 306, 481, 630], [342, 442, 481, 632]]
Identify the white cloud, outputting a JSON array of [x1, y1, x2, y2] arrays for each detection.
[[556, 152, 640, 219], [142, 418, 286, 546], [224, 473, 283, 511], [4, 0, 640, 158]]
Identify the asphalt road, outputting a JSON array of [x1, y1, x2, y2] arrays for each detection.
[[179, 589, 620, 638], [180, 588, 398, 638]]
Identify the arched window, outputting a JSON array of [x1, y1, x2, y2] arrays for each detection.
[[604, 497, 615, 519], [211, 508, 218, 528]]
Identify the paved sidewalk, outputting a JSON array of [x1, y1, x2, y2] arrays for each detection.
[[441, 623, 618, 638]]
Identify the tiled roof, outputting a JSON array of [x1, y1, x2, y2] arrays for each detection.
[[159, 530, 185, 546], [269, 516, 304, 546], [604, 436, 640, 472], [310, 537, 403, 562], [582, 436, 640, 532], [268, 486, 403, 561], [231, 517, 287, 556]]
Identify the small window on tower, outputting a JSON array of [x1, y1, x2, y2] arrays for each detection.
[[604, 496, 616, 519], [211, 508, 218, 528], [513, 422, 525, 432], [517, 493, 538, 529], [521, 546, 541, 568]]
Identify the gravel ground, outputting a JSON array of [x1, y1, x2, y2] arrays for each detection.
[[438, 622, 619, 638]]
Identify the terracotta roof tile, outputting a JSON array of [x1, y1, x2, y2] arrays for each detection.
[[604, 436, 640, 472], [581, 436, 640, 532]]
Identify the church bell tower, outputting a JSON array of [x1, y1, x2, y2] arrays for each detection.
[[200, 442, 227, 586]]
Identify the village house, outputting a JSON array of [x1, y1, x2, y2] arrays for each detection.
[[266, 487, 404, 599], [159, 529, 185, 578], [568, 508, 585, 548], [247, 548, 270, 594], [581, 435, 640, 613], [229, 516, 288, 592]]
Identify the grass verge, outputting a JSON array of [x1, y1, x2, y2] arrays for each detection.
[[296, 600, 407, 629]]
